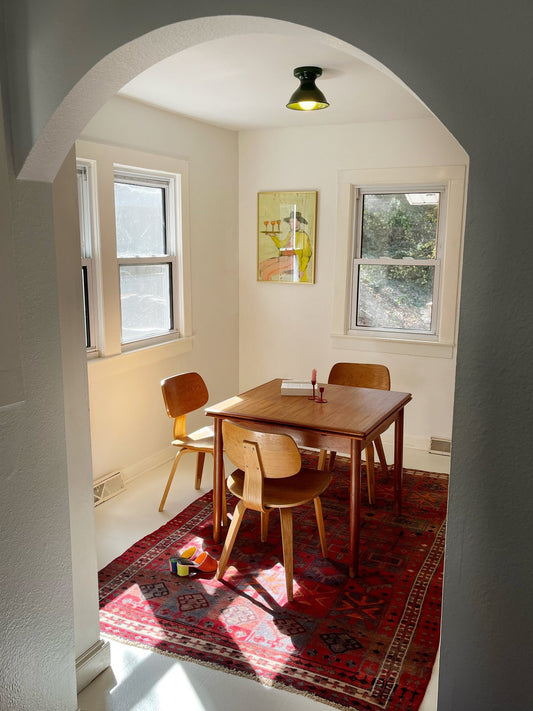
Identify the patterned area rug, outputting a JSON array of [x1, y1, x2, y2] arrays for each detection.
[[99, 453, 447, 711]]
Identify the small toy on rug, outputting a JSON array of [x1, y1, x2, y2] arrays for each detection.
[[169, 546, 218, 576]]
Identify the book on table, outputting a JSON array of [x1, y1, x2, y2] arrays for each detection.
[[281, 379, 314, 396]]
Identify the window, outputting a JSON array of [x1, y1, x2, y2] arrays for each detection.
[[332, 165, 466, 357], [76, 140, 192, 360], [77, 162, 98, 352], [351, 188, 444, 337], [114, 170, 179, 346]]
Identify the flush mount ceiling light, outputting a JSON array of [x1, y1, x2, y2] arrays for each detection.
[[286, 66, 329, 111]]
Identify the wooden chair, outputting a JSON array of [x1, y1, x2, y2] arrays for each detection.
[[159, 372, 217, 512], [216, 420, 332, 601], [318, 362, 391, 505]]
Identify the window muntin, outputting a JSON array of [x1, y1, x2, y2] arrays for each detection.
[[351, 189, 443, 337], [113, 171, 179, 346]]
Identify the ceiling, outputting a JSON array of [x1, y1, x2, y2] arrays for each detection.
[[118, 33, 431, 131]]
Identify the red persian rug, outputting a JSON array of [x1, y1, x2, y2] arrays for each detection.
[[99, 453, 447, 711]]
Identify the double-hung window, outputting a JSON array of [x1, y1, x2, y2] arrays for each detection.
[[113, 170, 179, 347], [333, 165, 466, 356], [351, 188, 444, 338]]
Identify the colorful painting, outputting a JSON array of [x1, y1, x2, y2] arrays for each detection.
[[257, 191, 317, 283]]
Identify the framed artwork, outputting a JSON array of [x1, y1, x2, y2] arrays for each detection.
[[257, 190, 317, 283]]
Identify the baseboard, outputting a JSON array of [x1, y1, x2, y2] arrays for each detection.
[[76, 639, 111, 693], [95, 447, 173, 487]]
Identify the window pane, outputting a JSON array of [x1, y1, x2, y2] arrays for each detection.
[[361, 193, 439, 259], [119, 264, 173, 343], [77, 166, 92, 258], [356, 264, 435, 331], [114, 182, 166, 257], [81, 266, 91, 348]]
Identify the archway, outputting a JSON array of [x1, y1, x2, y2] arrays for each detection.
[[21, 16, 426, 182], [41, 13, 466, 699]]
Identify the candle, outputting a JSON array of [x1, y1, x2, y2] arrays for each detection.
[[311, 369, 317, 384]]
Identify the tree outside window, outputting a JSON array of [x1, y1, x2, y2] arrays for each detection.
[[352, 190, 443, 335]]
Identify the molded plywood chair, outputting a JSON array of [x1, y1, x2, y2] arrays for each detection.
[[159, 372, 217, 512], [216, 420, 332, 601], [318, 362, 391, 505]]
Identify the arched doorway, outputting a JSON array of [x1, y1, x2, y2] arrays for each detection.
[[38, 14, 467, 699]]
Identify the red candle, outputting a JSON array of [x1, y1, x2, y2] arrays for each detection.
[[311, 369, 317, 384]]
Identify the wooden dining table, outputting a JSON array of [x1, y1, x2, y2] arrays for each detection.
[[205, 378, 412, 577]]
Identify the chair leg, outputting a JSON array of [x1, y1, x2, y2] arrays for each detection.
[[216, 500, 246, 581], [375, 435, 388, 474], [260, 510, 270, 542], [318, 449, 338, 471], [365, 443, 376, 505], [159, 448, 185, 511], [195, 452, 205, 489], [313, 497, 328, 557], [279, 508, 294, 602], [221, 473, 227, 524]]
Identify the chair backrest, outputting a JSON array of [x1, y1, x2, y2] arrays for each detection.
[[161, 373, 209, 437], [328, 362, 390, 391], [222, 420, 301, 479], [222, 420, 302, 513]]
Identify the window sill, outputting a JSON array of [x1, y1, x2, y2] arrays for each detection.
[[87, 336, 193, 379], [330, 333, 454, 359]]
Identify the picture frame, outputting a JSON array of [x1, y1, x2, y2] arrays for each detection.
[[257, 190, 317, 284]]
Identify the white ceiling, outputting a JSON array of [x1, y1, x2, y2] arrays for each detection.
[[118, 33, 431, 131]]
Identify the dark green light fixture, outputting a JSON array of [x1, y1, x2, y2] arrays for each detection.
[[286, 66, 329, 111]]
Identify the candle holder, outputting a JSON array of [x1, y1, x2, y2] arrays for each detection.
[[309, 371, 317, 400], [315, 386, 327, 403]]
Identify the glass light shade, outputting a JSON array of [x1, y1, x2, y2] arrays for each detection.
[[286, 66, 329, 111]]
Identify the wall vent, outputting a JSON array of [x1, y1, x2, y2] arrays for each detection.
[[93, 470, 125, 506], [429, 437, 452, 456]]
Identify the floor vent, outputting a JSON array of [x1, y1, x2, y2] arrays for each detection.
[[429, 437, 452, 456], [93, 470, 125, 506]]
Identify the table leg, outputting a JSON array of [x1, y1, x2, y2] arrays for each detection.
[[349, 438, 362, 578], [393, 408, 404, 515], [213, 417, 223, 543]]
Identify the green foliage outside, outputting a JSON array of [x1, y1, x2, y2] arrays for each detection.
[[358, 193, 439, 329]]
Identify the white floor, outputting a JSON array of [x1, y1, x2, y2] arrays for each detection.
[[78, 447, 448, 711]]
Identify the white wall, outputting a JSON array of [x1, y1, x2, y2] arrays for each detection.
[[238, 118, 468, 453], [78, 97, 240, 483], [0, 107, 79, 709], [53, 147, 103, 675]]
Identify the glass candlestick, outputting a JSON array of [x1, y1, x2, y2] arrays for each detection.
[[316, 386, 327, 403]]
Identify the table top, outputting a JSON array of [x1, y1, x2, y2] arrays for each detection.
[[205, 378, 411, 439]]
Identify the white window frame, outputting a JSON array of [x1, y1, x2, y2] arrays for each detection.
[[75, 140, 192, 362], [76, 160, 100, 355], [113, 167, 181, 350], [332, 165, 467, 358], [350, 185, 446, 340]]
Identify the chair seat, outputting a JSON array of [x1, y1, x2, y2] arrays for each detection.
[[172, 425, 215, 450], [228, 467, 332, 509]]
